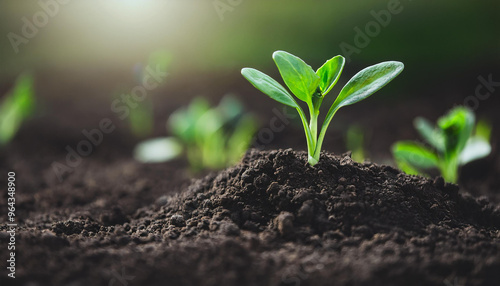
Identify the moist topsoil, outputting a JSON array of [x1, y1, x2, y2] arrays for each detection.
[[1, 149, 500, 286]]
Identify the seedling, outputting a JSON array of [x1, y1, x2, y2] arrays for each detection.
[[242, 50, 403, 165], [392, 106, 491, 183], [0, 73, 35, 146], [134, 95, 257, 171]]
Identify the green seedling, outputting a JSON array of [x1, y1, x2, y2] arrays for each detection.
[[242, 50, 403, 165], [134, 95, 257, 171], [0, 73, 35, 146], [392, 106, 491, 183], [346, 124, 367, 163]]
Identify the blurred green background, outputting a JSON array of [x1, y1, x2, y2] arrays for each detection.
[[0, 0, 498, 87]]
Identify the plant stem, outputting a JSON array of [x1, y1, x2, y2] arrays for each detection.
[[440, 157, 459, 183], [311, 104, 341, 165], [307, 93, 323, 166], [309, 108, 318, 144], [307, 111, 318, 165], [295, 106, 315, 162]]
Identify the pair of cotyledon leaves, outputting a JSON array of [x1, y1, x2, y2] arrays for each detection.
[[241, 51, 404, 119]]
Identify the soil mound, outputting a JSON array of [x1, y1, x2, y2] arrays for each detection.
[[139, 149, 500, 241]]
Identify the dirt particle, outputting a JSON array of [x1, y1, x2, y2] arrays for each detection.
[[220, 221, 240, 236], [243, 220, 260, 232], [254, 174, 271, 189], [266, 182, 280, 195], [155, 195, 169, 206], [292, 189, 312, 203], [170, 214, 185, 227], [324, 230, 345, 240], [99, 207, 129, 226], [297, 200, 314, 223], [241, 169, 254, 184], [276, 212, 294, 237]]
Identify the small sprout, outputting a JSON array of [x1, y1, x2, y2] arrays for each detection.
[[134, 95, 257, 171], [242, 50, 403, 165], [392, 106, 492, 183], [346, 124, 367, 163], [0, 73, 35, 146]]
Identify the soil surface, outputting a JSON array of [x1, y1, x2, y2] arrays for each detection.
[[1, 149, 499, 286]]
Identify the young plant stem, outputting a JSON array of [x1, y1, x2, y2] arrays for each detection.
[[309, 108, 319, 144], [307, 92, 324, 165], [440, 156, 459, 183], [295, 106, 315, 163], [310, 103, 341, 165], [308, 112, 319, 165]]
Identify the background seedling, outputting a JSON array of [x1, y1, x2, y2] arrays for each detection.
[[242, 50, 403, 165], [134, 95, 257, 172], [0, 73, 35, 147], [392, 106, 491, 183]]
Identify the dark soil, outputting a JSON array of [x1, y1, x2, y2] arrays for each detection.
[[2, 149, 499, 286]]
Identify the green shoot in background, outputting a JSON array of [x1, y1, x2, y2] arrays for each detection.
[[242, 50, 403, 166], [346, 124, 367, 163], [392, 106, 491, 183], [0, 73, 35, 146], [134, 95, 257, 172]]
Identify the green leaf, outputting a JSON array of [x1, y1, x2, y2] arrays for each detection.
[[413, 117, 445, 152], [459, 136, 491, 165], [195, 109, 224, 142], [395, 158, 428, 177], [0, 73, 35, 146], [241, 68, 299, 108], [332, 61, 404, 111], [167, 97, 210, 142], [313, 61, 404, 161], [474, 119, 492, 142], [316, 55, 345, 96], [217, 95, 243, 122], [272, 51, 320, 104], [392, 141, 439, 169], [437, 106, 475, 158]]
